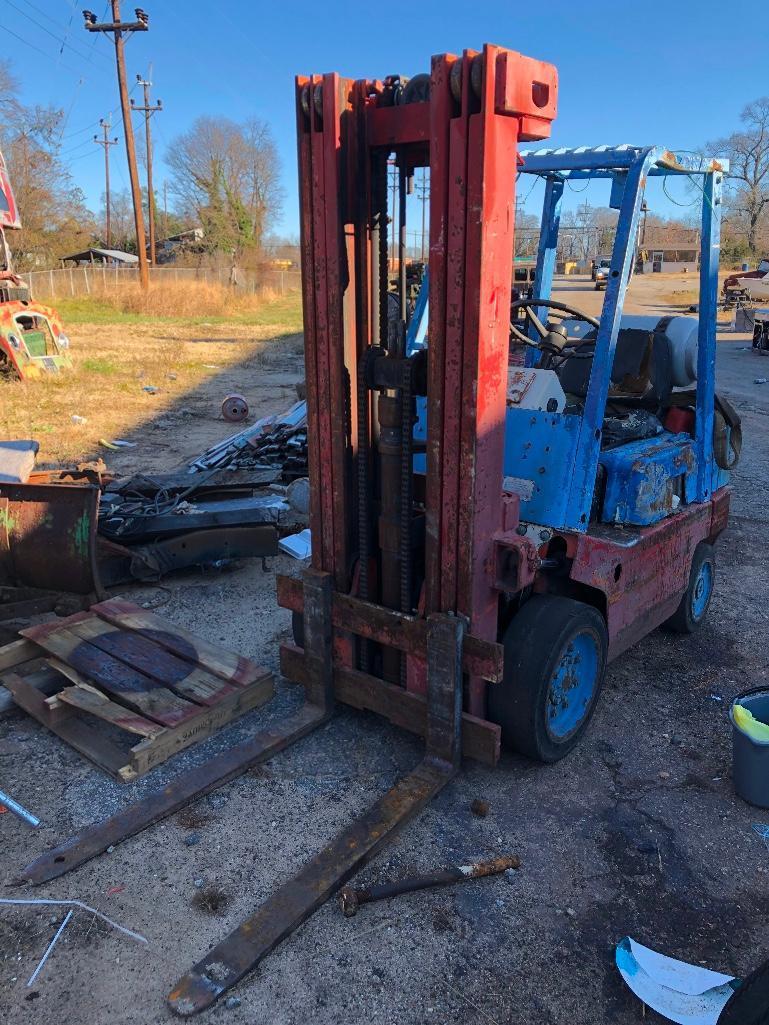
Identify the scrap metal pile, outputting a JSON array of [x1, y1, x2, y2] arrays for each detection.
[[97, 398, 311, 582], [188, 400, 308, 479]]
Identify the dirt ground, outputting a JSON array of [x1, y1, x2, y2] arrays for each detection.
[[1, 273, 768, 1025]]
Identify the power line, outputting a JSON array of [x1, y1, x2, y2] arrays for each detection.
[[94, 118, 119, 247], [7, 0, 111, 67], [4, 23, 82, 76], [131, 74, 162, 263], [60, 80, 137, 142]]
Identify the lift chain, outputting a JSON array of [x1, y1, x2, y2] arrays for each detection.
[[356, 347, 373, 672], [399, 357, 414, 617]]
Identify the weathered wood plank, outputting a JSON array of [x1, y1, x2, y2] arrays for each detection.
[[20, 623, 199, 728], [55, 682, 165, 738], [279, 644, 500, 767], [0, 637, 41, 671], [126, 672, 274, 780], [3, 670, 129, 778], [91, 598, 267, 687], [66, 616, 240, 707], [276, 575, 504, 683]]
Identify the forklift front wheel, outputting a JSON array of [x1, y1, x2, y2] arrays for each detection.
[[663, 542, 715, 634], [489, 596, 608, 763]]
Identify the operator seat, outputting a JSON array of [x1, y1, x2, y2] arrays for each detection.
[[556, 325, 674, 405], [554, 325, 677, 447]]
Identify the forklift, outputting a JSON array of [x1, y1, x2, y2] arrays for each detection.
[[165, 44, 736, 1014], [24, 43, 736, 1015]]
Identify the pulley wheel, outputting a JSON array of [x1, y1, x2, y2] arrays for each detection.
[[221, 394, 249, 423]]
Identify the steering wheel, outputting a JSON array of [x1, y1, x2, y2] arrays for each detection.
[[510, 298, 600, 364]]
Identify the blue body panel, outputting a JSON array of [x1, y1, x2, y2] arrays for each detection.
[[599, 433, 697, 526], [409, 146, 727, 531], [502, 410, 582, 526]]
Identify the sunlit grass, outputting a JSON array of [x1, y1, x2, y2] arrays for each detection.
[[45, 281, 304, 328], [0, 288, 305, 466]]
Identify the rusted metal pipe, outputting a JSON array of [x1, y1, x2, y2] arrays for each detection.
[[338, 854, 520, 916]]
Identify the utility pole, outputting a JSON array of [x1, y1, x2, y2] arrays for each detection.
[[94, 118, 118, 248], [131, 74, 162, 264], [83, 4, 150, 289], [163, 180, 168, 239], [417, 168, 429, 261]]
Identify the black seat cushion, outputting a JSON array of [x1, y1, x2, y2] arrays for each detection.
[[557, 327, 674, 404]]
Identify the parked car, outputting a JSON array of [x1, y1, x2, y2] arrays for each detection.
[[592, 256, 611, 290]]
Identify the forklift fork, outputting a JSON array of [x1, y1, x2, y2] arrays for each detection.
[[167, 570, 465, 1015]]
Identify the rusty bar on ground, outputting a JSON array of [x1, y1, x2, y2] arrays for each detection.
[[338, 853, 520, 916]]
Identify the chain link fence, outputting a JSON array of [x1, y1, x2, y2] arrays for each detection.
[[25, 264, 302, 300]]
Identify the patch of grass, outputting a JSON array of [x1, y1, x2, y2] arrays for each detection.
[[42, 281, 303, 328], [0, 309, 302, 465], [81, 356, 119, 375], [191, 885, 231, 915]]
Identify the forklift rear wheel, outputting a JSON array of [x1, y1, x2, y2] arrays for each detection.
[[663, 542, 715, 634], [489, 595, 608, 762]]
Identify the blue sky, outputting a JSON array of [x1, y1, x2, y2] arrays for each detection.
[[4, 0, 768, 235]]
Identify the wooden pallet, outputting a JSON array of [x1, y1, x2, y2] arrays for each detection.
[[0, 598, 274, 782]]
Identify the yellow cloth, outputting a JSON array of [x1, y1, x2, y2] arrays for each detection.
[[733, 704, 769, 742]]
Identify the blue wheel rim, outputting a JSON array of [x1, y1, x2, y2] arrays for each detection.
[[546, 631, 600, 740], [691, 559, 713, 620]]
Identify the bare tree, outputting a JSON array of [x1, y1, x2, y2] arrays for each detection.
[[709, 97, 769, 253], [0, 58, 94, 268], [560, 204, 617, 263], [165, 115, 283, 260]]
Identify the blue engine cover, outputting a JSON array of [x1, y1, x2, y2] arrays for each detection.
[[598, 432, 697, 526]]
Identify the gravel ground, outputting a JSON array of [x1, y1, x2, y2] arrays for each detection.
[[0, 275, 768, 1025]]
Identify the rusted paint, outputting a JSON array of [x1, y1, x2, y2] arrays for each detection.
[[569, 498, 714, 659], [277, 574, 504, 682], [0, 481, 103, 597]]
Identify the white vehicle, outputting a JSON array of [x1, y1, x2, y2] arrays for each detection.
[[724, 259, 769, 302]]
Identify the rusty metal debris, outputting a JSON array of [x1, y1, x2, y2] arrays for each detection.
[[189, 400, 307, 478], [338, 854, 520, 917]]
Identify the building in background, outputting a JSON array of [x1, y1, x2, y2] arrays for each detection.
[[636, 226, 700, 273]]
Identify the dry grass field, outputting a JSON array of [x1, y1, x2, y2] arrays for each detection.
[[0, 282, 304, 467]]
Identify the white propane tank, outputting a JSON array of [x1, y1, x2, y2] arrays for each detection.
[[618, 315, 698, 388], [565, 314, 699, 388]]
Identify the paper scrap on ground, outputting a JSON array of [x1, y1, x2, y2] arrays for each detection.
[[616, 936, 738, 1025], [279, 528, 311, 560]]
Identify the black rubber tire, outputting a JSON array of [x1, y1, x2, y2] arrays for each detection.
[[718, 958, 769, 1025], [663, 541, 715, 634], [488, 595, 608, 763]]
